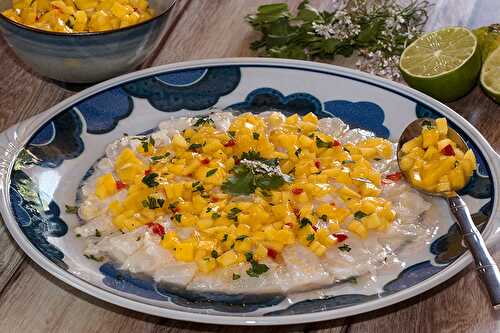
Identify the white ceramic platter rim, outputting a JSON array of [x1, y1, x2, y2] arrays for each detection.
[[1, 58, 499, 326]]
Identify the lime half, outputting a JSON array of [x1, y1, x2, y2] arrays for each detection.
[[480, 46, 500, 103], [400, 27, 481, 102]]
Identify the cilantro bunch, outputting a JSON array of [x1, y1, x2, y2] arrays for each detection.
[[246, 0, 430, 78]]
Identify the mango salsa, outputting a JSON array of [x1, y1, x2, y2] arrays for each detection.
[[93, 112, 399, 273], [399, 118, 476, 193], [2, 0, 154, 32]]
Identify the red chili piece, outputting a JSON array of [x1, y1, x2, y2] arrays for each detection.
[[293, 208, 300, 217], [332, 140, 341, 147], [147, 223, 165, 237], [334, 233, 348, 242], [211, 196, 220, 203], [311, 224, 318, 232], [292, 188, 304, 195], [224, 139, 236, 147], [385, 172, 402, 181], [267, 248, 278, 259], [201, 158, 210, 165], [144, 169, 152, 176], [441, 144, 455, 156], [315, 160, 321, 168], [116, 181, 128, 190]]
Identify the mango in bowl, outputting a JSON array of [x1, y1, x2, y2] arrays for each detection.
[[0, 0, 176, 83]]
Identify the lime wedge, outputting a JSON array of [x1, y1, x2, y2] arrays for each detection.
[[400, 27, 481, 102], [474, 24, 500, 62], [480, 46, 500, 103]]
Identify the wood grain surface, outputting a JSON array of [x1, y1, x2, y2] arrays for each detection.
[[0, 1, 499, 332]]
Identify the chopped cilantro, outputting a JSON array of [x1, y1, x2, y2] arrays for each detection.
[[206, 168, 218, 177], [142, 173, 159, 187], [228, 130, 236, 138], [142, 196, 165, 209], [151, 152, 171, 162], [192, 181, 205, 193], [227, 207, 242, 221], [188, 143, 203, 151], [319, 214, 328, 221], [84, 254, 104, 262], [236, 235, 248, 241], [244, 252, 254, 262], [354, 211, 368, 220], [246, 261, 269, 277], [343, 147, 351, 153], [253, 132, 260, 140], [338, 244, 352, 252], [65, 204, 78, 214], [306, 233, 315, 242], [222, 234, 229, 242], [211, 212, 221, 220], [193, 116, 215, 127], [75, 234, 81, 238], [299, 217, 312, 228], [95, 229, 101, 237], [211, 250, 219, 258], [232, 273, 241, 280], [168, 201, 178, 211], [316, 137, 333, 148], [342, 160, 355, 165], [173, 214, 182, 223]]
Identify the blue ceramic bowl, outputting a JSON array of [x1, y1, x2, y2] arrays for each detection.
[[0, 0, 176, 83]]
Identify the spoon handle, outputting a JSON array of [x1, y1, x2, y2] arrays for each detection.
[[448, 195, 500, 310]]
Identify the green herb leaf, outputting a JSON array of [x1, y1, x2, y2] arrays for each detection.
[[227, 207, 242, 221], [319, 214, 328, 221], [232, 273, 241, 280], [206, 168, 218, 177], [193, 116, 215, 127], [211, 250, 219, 258], [95, 229, 101, 237], [316, 137, 333, 148], [211, 212, 221, 220], [299, 217, 312, 228], [174, 214, 182, 223], [338, 244, 352, 252], [342, 160, 355, 165], [65, 205, 78, 214], [142, 173, 159, 187], [253, 132, 260, 140], [236, 235, 248, 241], [306, 233, 315, 242], [246, 261, 269, 277], [188, 143, 203, 151], [222, 234, 229, 242], [295, 147, 302, 157], [354, 211, 368, 220], [142, 196, 165, 209], [151, 152, 171, 162]]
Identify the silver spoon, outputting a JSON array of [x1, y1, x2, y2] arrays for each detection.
[[397, 118, 500, 310]]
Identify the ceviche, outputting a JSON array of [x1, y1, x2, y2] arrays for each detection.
[[75, 111, 437, 294]]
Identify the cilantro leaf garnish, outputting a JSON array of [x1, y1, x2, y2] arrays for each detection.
[[354, 211, 368, 220], [221, 151, 292, 195], [232, 273, 241, 280], [338, 244, 352, 252], [151, 152, 171, 162], [188, 143, 203, 151], [142, 173, 159, 187], [211, 250, 219, 258], [206, 168, 218, 177], [236, 235, 248, 241], [193, 116, 215, 127], [299, 217, 312, 228], [316, 137, 333, 148], [65, 204, 78, 214], [227, 207, 242, 221], [142, 196, 165, 209], [246, 261, 269, 277], [253, 132, 260, 140]]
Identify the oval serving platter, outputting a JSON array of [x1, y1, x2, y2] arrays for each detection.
[[0, 58, 499, 326]]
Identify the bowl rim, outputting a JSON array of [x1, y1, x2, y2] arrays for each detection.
[[0, 0, 176, 37], [1, 57, 499, 326]]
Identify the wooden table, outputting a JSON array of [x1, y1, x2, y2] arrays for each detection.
[[0, 1, 499, 332]]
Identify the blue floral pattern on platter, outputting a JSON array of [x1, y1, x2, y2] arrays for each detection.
[[9, 169, 68, 269], [324, 100, 390, 138], [101, 262, 285, 313], [74, 87, 133, 134], [25, 109, 84, 168], [228, 88, 326, 117], [122, 67, 241, 112], [6, 64, 497, 318]]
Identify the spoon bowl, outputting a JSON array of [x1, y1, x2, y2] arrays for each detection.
[[397, 117, 500, 310], [397, 117, 469, 197]]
